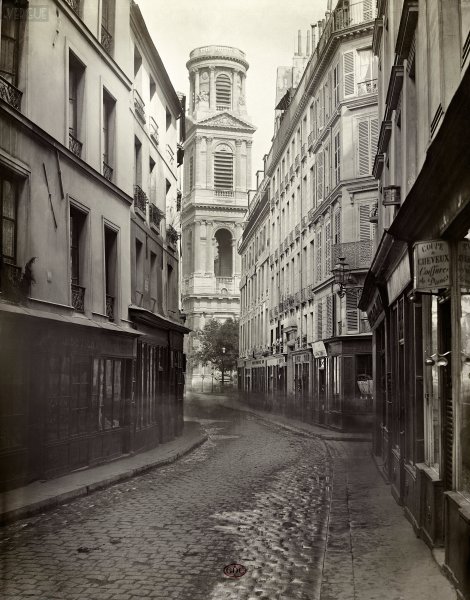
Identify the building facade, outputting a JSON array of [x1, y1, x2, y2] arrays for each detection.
[[0, 0, 186, 491], [181, 45, 255, 390], [359, 1, 470, 597], [239, 0, 378, 431]]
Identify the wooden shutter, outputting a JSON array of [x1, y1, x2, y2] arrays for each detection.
[[316, 152, 324, 202], [371, 117, 379, 162], [324, 221, 331, 277], [334, 209, 341, 244], [317, 299, 323, 340], [346, 289, 359, 331], [359, 204, 372, 240], [363, 0, 373, 21], [326, 294, 333, 338], [316, 229, 322, 282], [358, 119, 370, 176], [334, 132, 341, 185], [343, 51, 355, 97]]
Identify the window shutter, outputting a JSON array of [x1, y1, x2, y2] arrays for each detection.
[[317, 299, 323, 340], [214, 149, 234, 189], [359, 204, 372, 240], [324, 221, 331, 277], [370, 117, 379, 163], [326, 294, 333, 338], [358, 119, 370, 176], [363, 0, 373, 21], [316, 229, 322, 282], [334, 132, 341, 185], [316, 153, 324, 202], [334, 210, 341, 244], [346, 289, 359, 331], [343, 51, 355, 97], [311, 167, 316, 208]]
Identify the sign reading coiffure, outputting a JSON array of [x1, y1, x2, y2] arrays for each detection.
[[413, 240, 450, 291]]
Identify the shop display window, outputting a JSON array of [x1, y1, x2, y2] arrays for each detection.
[[423, 295, 441, 474], [459, 293, 470, 496]]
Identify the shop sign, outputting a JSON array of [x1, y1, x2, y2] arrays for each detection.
[[293, 352, 310, 363], [413, 240, 450, 292], [458, 240, 470, 288], [387, 252, 412, 303], [311, 341, 327, 358], [366, 291, 384, 329], [251, 359, 265, 367]]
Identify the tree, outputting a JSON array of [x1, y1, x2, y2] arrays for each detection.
[[193, 318, 239, 379]]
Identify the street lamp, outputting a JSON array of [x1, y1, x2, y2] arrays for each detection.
[[331, 256, 351, 298], [221, 346, 226, 389]]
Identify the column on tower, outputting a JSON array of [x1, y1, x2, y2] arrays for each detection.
[[195, 136, 202, 187], [246, 140, 253, 190], [194, 68, 200, 101], [209, 66, 215, 110], [233, 69, 240, 109], [235, 139, 242, 190], [231, 236, 238, 277], [205, 137, 213, 188], [205, 220, 214, 274], [194, 220, 202, 273]]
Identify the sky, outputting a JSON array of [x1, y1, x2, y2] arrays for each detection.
[[137, 0, 330, 184]]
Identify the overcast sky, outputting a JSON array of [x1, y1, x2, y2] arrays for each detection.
[[137, 0, 330, 185]]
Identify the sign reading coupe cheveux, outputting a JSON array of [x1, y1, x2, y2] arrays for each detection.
[[413, 240, 450, 291]]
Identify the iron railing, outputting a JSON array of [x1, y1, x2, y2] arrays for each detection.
[[295, 155, 300, 170], [149, 203, 164, 229], [150, 117, 159, 145], [357, 78, 378, 95], [134, 89, 146, 124], [64, 0, 80, 15], [71, 283, 85, 312], [167, 225, 179, 246], [106, 294, 114, 321], [0, 75, 22, 110], [101, 24, 113, 54], [308, 131, 314, 147], [133, 184, 148, 213], [103, 160, 113, 181], [69, 132, 82, 157], [215, 189, 234, 197], [333, 240, 374, 269], [0, 262, 22, 299]]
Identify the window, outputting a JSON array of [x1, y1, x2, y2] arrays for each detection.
[[70, 205, 87, 312], [324, 221, 331, 278], [104, 226, 117, 321], [214, 145, 234, 190], [317, 299, 323, 340], [357, 48, 373, 89], [101, 0, 114, 55], [0, 175, 17, 266], [134, 136, 142, 187], [135, 238, 144, 302], [94, 358, 124, 431], [0, 5, 20, 85], [343, 50, 355, 98], [316, 152, 324, 204], [102, 89, 115, 179], [216, 73, 232, 108], [166, 263, 174, 314], [359, 203, 374, 240], [69, 52, 85, 156], [357, 116, 379, 176], [334, 131, 341, 185], [333, 64, 339, 107]]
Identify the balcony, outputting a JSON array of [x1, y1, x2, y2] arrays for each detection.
[[301, 143, 307, 159], [308, 131, 314, 148], [134, 89, 146, 124], [294, 291, 301, 305], [149, 203, 164, 231], [301, 216, 308, 230], [269, 254, 274, 265], [64, 0, 80, 15], [308, 208, 315, 222], [0, 262, 22, 300], [357, 78, 378, 96], [333, 240, 374, 270], [133, 184, 148, 213], [69, 132, 82, 157], [274, 249, 279, 261], [71, 284, 85, 312], [101, 24, 113, 55], [288, 231, 294, 245], [215, 189, 234, 198], [295, 224, 300, 238], [289, 165, 294, 180], [0, 75, 22, 110], [106, 294, 114, 321], [166, 225, 179, 247], [295, 155, 300, 170], [103, 160, 113, 181]]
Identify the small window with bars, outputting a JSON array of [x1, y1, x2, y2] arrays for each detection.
[[214, 145, 234, 190], [216, 73, 232, 109]]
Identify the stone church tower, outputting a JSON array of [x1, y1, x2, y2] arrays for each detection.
[[181, 46, 255, 390]]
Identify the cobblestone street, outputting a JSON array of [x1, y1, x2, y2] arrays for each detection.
[[0, 394, 457, 600]]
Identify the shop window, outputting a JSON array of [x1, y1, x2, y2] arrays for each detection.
[[460, 293, 470, 496], [104, 226, 117, 321], [93, 358, 124, 431]]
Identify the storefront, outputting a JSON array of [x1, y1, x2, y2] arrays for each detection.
[[292, 350, 312, 422]]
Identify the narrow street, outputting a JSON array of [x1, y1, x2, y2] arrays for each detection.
[[0, 394, 456, 600]]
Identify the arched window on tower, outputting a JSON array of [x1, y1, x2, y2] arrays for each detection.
[[214, 144, 234, 191], [214, 229, 233, 277], [216, 73, 232, 109]]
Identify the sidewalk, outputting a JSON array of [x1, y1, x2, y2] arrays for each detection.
[[0, 420, 207, 526], [194, 391, 372, 442]]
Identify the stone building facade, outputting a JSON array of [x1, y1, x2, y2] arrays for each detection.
[[238, 0, 378, 431], [181, 45, 255, 390], [0, 0, 186, 491]]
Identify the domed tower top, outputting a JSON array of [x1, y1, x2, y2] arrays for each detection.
[[186, 45, 250, 121]]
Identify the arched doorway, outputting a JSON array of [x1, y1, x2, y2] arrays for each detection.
[[214, 229, 233, 277]]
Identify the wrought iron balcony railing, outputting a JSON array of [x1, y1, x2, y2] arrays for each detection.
[[308, 131, 314, 148], [106, 294, 114, 321], [301, 143, 307, 158], [0, 262, 22, 299], [103, 160, 113, 181], [289, 165, 294, 179], [333, 240, 374, 270], [71, 283, 85, 312], [150, 117, 159, 145], [166, 225, 179, 246], [357, 78, 378, 95], [0, 75, 22, 110], [133, 184, 148, 213], [69, 132, 82, 157], [134, 90, 146, 124], [295, 155, 300, 170], [295, 224, 300, 238], [101, 24, 113, 54], [149, 203, 164, 229], [64, 0, 80, 15]]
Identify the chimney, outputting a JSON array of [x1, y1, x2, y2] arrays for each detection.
[[298, 30, 302, 55], [311, 23, 317, 50], [317, 20, 323, 38], [306, 30, 311, 55], [327, 0, 332, 11]]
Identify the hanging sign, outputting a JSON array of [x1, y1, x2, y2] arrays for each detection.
[[413, 240, 450, 292], [311, 341, 327, 358]]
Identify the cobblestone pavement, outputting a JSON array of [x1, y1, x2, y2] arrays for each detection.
[[0, 396, 331, 600]]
